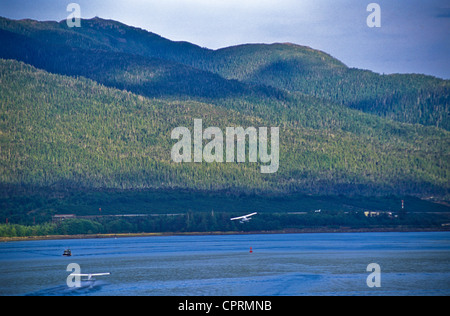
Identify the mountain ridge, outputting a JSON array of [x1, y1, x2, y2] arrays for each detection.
[[1, 58, 448, 196], [1, 16, 448, 130], [0, 16, 449, 206]]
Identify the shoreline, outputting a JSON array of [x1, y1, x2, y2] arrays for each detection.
[[1, 226, 449, 242]]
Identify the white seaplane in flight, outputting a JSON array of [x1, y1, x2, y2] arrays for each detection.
[[231, 212, 258, 223]]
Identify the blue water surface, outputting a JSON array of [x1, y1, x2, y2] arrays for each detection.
[[0, 232, 449, 296]]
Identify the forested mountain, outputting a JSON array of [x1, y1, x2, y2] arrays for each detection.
[[1, 59, 448, 196], [0, 17, 449, 224], [0, 16, 448, 130], [0, 28, 250, 100], [209, 44, 450, 130]]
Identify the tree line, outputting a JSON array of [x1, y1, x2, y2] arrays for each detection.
[[0, 211, 447, 238]]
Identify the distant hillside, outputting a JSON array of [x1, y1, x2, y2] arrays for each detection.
[[205, 43, 450, 130], [0, 16, 449, 206], [0, 16, 448, 130], [0, 28, 252, 100], [1, 59, 448, 199]]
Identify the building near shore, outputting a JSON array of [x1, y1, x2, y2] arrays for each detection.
[[52, 214, 76, 223]]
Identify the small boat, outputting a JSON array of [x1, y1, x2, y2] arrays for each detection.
[[63, 249, 72, 256]]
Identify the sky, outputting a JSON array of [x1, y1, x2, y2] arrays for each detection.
[[0, 0, 449, 79]]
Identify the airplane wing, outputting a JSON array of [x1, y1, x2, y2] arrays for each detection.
[[89, 273, 111, 277], [70, 273, 111, 279], [231, 212, 257, 221], [71, 273, 110, 276]]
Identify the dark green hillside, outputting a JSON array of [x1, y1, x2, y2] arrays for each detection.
[[1, 23, 447, 147], [1, 16, 448, 130], [0, 28, 251, 100], [0, 58, 449, 226], [0, 16, 449, 227], [0, 16, 210, 66], [0, 59, 271, 191], [1, 59, 448, 198], [208, 44, 450, 130], [209, 43, 346, 81]]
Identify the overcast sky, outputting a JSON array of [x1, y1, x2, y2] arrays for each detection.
[[1, 0, 449, 78]]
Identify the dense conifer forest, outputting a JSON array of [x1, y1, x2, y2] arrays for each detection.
[[0, 17, 448, 232]]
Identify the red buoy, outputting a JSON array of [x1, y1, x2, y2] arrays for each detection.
[[250, 247, 253, 253]]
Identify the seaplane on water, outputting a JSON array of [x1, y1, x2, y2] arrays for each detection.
[[231, 212, 258, 223], [71, 273, 111, 282]]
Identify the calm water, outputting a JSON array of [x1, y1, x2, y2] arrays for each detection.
[[0, 232, 449, 296]]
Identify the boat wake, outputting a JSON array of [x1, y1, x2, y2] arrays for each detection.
[[25, 281, 107, 296]]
